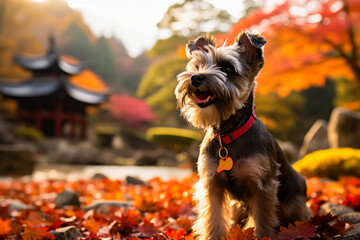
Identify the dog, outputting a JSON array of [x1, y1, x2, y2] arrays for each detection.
[[175, 31, 310, 239]]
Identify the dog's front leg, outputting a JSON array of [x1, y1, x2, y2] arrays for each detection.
[[250, 178, 280, 240], [193, 174, 230, 240]]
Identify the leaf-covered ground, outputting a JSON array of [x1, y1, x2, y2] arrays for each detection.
[[0, 174, 359, 239]]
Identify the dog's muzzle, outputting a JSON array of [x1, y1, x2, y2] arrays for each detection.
[[190, 74, 217, 107], [191, 74, 204, 87]]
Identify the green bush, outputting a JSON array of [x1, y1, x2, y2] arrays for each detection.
[[13, 126, 44, 141], [293, 148, 360, 179], [146, 127, 202, 152]]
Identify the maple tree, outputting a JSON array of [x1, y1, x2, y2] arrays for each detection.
[[216, 0, 360, 97], [0, 175, 359, 239]]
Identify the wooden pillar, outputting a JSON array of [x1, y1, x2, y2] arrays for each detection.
[[54, 101, 63, 138], [70, 119, 76, 139], [34, 102, 42, 131], [81, 117, 87, 140]]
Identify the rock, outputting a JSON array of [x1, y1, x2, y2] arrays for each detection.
[[133, 148, 177, 166], [50, 140, 117, 165], [341, 212, 360, 224], [319, 203, 355, 216], [276, 139, 298, 163], [0, 119, 15, 144], [334, 228, 360, 240], [328, 107, 360, 149], [353, 223, 360, 229], [91, 173, 109, 180], [84, 200, 132, 214], [298, 119, 329, 159], [133, 152, 158, 166], [50, 226, 82, 240], [5, 199, 34, 210], [126, 176, 146, 186], [0, 144, 36, 176], [55, 190, 81, 208]]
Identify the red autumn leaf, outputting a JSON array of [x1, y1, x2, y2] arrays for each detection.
[[308, 213, 348, 238], [0, 218, 12, 237], [278, 221, 316, 240], [22, 226, 55, 240], [309, 213, 337, 226], [164, 227, 185, 240], [82, 218, 101, 234], [137, 219, 159, 237], [226, 225, 257, 240]]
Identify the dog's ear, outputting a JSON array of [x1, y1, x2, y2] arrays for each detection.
[[237, 32, 267, 61], [186, 34, 216, 58]]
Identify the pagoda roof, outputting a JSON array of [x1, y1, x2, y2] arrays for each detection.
[[0, 77, 60, 97], [64, 80, 108, 104], [0, 76, 109, 105], [15, 53, 84, 75], [14, 52, 58, 70]]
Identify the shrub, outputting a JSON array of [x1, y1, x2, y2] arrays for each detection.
[[293, 148, 360, 179], [13, 126, 44, 141], [146, 127, 202, 152]]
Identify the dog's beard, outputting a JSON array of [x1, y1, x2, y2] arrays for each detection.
[[175, 47, 252, 128]]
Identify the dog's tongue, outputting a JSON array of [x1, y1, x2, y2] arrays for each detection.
[[194, 92, 216, 103]]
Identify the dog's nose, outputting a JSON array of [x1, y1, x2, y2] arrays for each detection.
[[191, 74, 204, 87]]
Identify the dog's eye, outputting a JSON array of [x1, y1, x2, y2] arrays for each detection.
[[195, 65, 199, 70], [223, 66, 235, 74]]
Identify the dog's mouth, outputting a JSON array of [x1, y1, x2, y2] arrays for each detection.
[[193, 90, 217, 107]]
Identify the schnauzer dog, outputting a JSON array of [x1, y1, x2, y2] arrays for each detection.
[[175, 31, 310, 239]]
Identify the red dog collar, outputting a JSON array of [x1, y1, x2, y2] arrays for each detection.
[[215, 113, 255, 145]]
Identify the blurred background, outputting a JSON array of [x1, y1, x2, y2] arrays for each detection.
[[0, 0, 359, 180]]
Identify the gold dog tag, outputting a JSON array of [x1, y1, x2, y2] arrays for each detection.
[[217, 146, 233, 173]]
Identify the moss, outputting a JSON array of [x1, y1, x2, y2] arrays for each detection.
[[13, 126, 44, 141], [293, 148, 360, 179], [146, 127, 202, 151]]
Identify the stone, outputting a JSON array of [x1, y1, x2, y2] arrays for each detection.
[[298, 119, 329, 159], [50, 226, 82, 240], [91, 173, 109, 180], [0, 144, 36, 176], [55, 190, 81, 208], [0, 119, 15, 144], [133, 148, 178, 166], [334, 228, 360, 240], [353, 223, 360, 229], [276, 139, 298, 163], [5, 199, 34, 210], [341, 212, 360, 224], [319, 203, 355, 216], [126, 176, 146, 186], [328, 107, 360, 149], [84, 200, 132, 214]]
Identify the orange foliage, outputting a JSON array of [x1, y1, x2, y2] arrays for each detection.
[[217, 0, 360, 96], [0, 218, 12, 236], [69, 69, 109, 94], [0, 175, 359, 239], [0, 0, 95, 81]]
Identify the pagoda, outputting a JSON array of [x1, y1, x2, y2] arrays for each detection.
[[0, 35, 110, 139]]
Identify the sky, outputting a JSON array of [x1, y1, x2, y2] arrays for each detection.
[[59, 0, 246, 58]]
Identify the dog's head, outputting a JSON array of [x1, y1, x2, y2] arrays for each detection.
[[175, 31, 266, 129]]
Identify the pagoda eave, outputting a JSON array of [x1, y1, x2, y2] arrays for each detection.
[[0, 77, 60, 98], [14, 53, 57, 71], [64, 80, 109, 105]]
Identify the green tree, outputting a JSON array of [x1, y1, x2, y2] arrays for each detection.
[[157, 0, 232, 37], [61, 21, 92, 61], [137, 56, 187, 126], [90, 36, 119, 84]]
